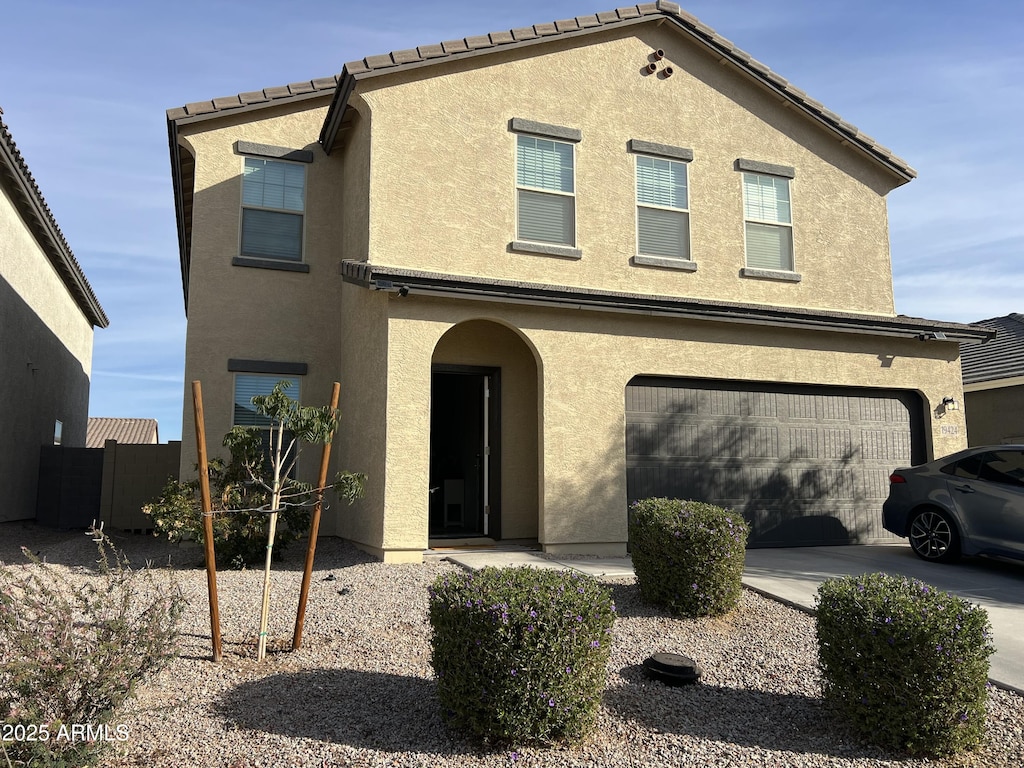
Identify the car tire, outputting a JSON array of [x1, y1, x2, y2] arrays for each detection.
[[908, 507, 961, 563]]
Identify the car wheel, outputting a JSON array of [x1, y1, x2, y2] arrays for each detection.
[[908, 508, 961, 563]]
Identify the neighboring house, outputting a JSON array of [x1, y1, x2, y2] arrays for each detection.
[[1, 107, 108, 523], [960, 313, 1024, 446], [87, 417, 160, 448], [166, 2, 992, 562]]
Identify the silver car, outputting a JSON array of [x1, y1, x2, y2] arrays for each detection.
[[882, 445, 1024, 563]]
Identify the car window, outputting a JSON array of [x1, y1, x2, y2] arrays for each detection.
[[942, 454, 983, 479], [976, 450, 1024, 488]]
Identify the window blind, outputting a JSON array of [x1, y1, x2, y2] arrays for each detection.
[[745, 222, 793, 271], [638, 207, 690, 259], [234, 375, 299, 427]]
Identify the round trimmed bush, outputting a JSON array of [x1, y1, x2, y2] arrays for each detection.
[[628, 497, 749, 617], [428, 566, 616, 746], [816, 572, 994, 756]]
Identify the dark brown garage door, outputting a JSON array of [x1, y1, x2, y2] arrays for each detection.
[[626, 378, 925, 546]]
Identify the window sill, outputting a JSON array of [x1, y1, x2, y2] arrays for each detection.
[[740, 267, 801, 283], [633, 254, 697, 272], [510, 241, 582, 260], [232, 256, 310, 273]]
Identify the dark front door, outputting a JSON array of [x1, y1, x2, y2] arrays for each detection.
[[429, 367, 499, 538]]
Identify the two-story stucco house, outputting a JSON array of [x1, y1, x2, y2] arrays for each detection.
[[167, 2, 991, 562], [1, 108, 109, 522]]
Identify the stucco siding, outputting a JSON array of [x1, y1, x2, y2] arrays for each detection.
[[1, 182, 94, 521], [177, 99, 347, 486], [375, 295, 965, 557], [359, 25, 898, 315]]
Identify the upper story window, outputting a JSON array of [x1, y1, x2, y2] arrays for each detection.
[[636, 155, 690, 261], [240, 157, 306, 262], [516, 134, 575, 247], [740, 160, 795, 273]]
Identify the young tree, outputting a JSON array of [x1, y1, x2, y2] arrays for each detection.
[[224, 381, 363, 660]]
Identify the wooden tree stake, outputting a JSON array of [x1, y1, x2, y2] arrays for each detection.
[[192, 380, 222, 662], [292, 381, 341, 650]]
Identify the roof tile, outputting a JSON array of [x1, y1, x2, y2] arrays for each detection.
[[418, 43, 447, 58], [595, 10, 620, 23], [212, 95, 242, 110], [345, 60, 371, 75], [311, 76, 339, 89], [238, 90, 270, 104], [288, 80, 315, 95], [637, 3, 660, 14], [488, 31, 515, 45], [185, 101, 216, 116], [392, 48, 423, 64], [363, 53, 396, 69], [658, 1, 682, 14], [533, 22, 558, 36], [554, 18, 581, 32], [575, 14, 602, 28], [465, 34, 494, 49], [511, 26, 538, 40], [262, 85, 292, 99], [615, 6, 641, 20], [441, 39, 470, 53]]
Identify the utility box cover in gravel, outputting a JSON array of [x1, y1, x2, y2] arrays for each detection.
[[643, 653, 702, 686]]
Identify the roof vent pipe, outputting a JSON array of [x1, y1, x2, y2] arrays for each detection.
[[645, 62, 658, 74], [662, 66, 674, 78], [652, 49, 665, 60]]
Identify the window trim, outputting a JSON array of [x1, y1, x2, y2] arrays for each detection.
[[739, 163, 798, 278], [510, 118, 582, 257], [632, 150, 692, 265], [237, 154, 308, 264]]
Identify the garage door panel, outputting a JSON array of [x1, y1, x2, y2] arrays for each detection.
[[626, 379, 923, 547]]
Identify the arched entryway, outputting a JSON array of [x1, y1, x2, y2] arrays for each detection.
[[429, 319, 540, 542]]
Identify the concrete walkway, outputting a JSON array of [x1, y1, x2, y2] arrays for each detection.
[[441, 544, 1024, 693]]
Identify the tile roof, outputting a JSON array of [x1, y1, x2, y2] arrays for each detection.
[[87, 417, 160, 448], [166, 76, 340, 124], [319, 1, 916, 181], [0, 108, 108, 328], [165, 3, 916, 183], [960, 313, 1024, 385]]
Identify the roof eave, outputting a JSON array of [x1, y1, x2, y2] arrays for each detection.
[[341, 261, 990, 343], [0, 117, 109, 328]]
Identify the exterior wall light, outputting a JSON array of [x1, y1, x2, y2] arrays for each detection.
[[941, 396, 959, 411]]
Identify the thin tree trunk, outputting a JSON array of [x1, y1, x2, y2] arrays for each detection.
[[257, 420, 286, 661]]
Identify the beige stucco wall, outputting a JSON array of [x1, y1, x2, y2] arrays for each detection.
[[358, 23, 901, 316], [0, 184, 94, 368], [379, 294, 965, 558], [176, 97, 351, 492]]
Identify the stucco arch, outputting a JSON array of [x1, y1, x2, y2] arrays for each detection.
[[429, 318, 541, 542]]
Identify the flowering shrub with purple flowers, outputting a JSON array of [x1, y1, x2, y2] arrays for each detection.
[[0, 528, 185, 766], [628, 498, 748, 617], [816, 572, 994, 756], [428, 566, 615, 745]]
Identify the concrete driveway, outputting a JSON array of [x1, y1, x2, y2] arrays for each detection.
[[743, 544, 1024, 693]]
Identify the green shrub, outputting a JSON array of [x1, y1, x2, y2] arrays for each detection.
[[628, 497, 749, 617], [0, 528, 185, 767], [428, 567, 616, 746], [144, 458, 311, 569], [816, 572, 994, 756]]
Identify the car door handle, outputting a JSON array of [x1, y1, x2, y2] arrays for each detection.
[[953, 484, 975, 493]]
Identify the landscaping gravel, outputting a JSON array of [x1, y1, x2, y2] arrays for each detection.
[[2, 521, 1023, 768]]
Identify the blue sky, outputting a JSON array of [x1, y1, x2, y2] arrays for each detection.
[[3, 0, 1022, 442]]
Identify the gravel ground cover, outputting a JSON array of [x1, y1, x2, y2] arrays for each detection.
[[2, 521, 1023, 768]]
